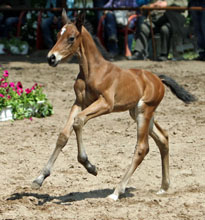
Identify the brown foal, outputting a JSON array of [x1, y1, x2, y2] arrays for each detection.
[[32, 10, 195, 201]]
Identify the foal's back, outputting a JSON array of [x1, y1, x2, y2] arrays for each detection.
[[96, 64, 165, 112]]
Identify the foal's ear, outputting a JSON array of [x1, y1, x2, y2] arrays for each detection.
[[76, 11, 85, 33], [62, 8, 70, 25]]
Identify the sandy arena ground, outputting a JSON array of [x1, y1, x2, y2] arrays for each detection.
[[0, 54, 204, 220]]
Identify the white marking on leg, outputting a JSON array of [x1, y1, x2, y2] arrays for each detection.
[[156, 188, 166, 195], [108, 194, 119, 201], [137, 100, 144, 128]]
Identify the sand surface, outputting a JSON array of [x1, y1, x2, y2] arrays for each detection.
[[0, 55, 204, 220]]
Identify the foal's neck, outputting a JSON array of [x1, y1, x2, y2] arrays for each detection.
[[78, 27, 106, 80]]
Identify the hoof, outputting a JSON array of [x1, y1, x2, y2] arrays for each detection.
[[87, 165, 98, 176], [156, 188, 167, 195], [31, 180, 41, 190], [107, 194, 119, 201]]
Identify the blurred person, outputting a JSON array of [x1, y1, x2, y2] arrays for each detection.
[[100, 0, 149, 58], [0, 0, 30, 38], [93, 0, 108, 25], [189, 0, 205, 61], [130, 0, 188, 61], [41, 0, 74, 49]]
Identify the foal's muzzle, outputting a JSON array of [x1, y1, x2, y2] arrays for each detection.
[[47, 54, 58, 67]]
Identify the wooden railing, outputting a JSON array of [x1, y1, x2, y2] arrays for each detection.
[[0, 6, 205, 12], [0, 6, 204, 54]]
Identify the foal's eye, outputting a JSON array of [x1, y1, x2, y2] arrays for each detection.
[[68, 37, 75, 43]]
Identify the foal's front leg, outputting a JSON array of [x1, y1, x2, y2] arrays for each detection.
[[32, 103, 81, 189], [73, 95, 111, 176]]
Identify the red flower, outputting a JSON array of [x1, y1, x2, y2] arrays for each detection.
[[31, 83, 38, 90], [25, 88, 32, 94], [3, 70, 9, 78], [3, 70, 9, 74], [0, 82, 8, 88], [17, 88, 23, 96], [16, 81, 23, 89], [3, 82, 8, 88], [9, 82, 15, 88]]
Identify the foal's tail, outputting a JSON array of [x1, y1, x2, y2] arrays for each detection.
[[159, 74, 196, 104]]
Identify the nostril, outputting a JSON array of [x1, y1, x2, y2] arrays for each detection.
[[51, 54, 55, 61], [48, 54, 56, 65]]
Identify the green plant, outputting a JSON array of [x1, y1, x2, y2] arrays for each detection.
[[0, 66, 53, 120], [21, 11, 38, 46], [0, 37, 29, 54]]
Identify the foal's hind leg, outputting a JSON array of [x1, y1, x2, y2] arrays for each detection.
[[32, 104, 81, 189], [149, 121, 170, 194], [109, 103, 154, 201]]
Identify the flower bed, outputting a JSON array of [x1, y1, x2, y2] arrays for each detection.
[[0, 66, 53, 121]]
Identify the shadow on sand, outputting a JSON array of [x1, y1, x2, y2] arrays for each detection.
[[7, 187, 136, 205]]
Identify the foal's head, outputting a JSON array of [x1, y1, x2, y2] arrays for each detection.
[[47, 10, 84, 67]]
